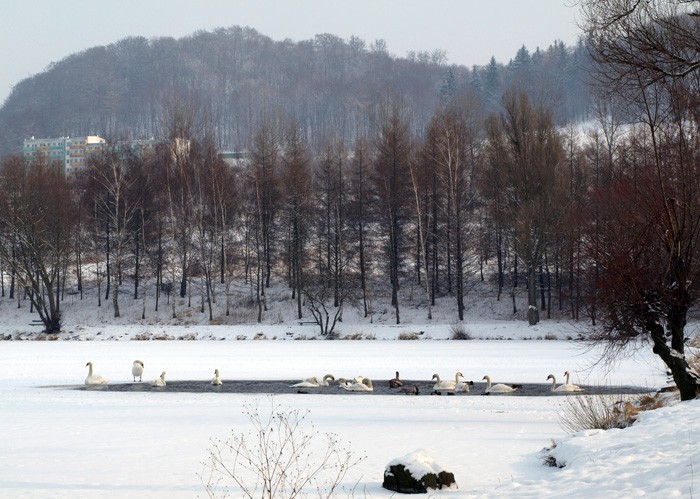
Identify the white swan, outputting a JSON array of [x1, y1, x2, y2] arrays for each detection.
[[455, 377, 473, 393], [317, 374, 335, 386], [482, 375, 517, 394], [562, 371, 584, 392], [211, 368, 222, 386], [152, 371, 166, 387], [290, 374, 334, 388], [340, 377, 373, 392], [389, 371, 403, 388], [432, 372, 463, 394], [85, 361, 108, 385], [131, 360, 144, 382], [547, 374, 571, 392]]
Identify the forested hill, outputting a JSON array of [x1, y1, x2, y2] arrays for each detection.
[[0, 26, 590, 156]]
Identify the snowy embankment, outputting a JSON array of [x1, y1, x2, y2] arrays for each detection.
[[1, 337, 696, 498]]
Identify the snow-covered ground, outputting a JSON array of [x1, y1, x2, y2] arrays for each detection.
[[1, 280, 698, 497], [1, 331, 696, 498]]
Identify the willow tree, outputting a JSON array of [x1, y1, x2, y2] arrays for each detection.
[[582, 0, 700, 399], [0, 157, 76, 332]]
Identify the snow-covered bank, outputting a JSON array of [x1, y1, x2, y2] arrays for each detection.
[[1, 338, 691, 498]]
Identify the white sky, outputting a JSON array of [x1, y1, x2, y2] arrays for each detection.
[[0, 0, 582, 106]]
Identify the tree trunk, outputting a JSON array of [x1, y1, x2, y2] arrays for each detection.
[[648, 314, 698, 401], [527, 262, 539, 325]]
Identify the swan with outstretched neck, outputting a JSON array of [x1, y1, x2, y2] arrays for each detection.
[[482, 375, 517, 394], [85, 362, 108, 385], [546, 374, 572, 392], [562, 371, 583, 391]]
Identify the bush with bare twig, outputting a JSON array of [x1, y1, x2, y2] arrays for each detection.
[[200, 396, 366, 498]]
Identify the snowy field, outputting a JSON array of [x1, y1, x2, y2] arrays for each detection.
[[1, 328, 697, 498]]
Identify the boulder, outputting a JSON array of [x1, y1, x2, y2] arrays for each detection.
[[382, 449, 456, 494]]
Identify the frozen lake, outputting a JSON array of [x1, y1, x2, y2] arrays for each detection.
[[0, 339, 668, 498]]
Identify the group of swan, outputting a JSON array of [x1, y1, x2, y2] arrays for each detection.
[[289, 370, 578, 396], [84, 361, 224, 388], [290, 374, 375, 392], [432, 372, 470, 394], [430, 372, 519, 395], [546, 371, 583, 392], [339, 376, 374, 392]]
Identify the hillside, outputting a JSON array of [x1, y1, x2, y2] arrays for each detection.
[[0, 26, 590, 156], [0, 270, 586, 341]]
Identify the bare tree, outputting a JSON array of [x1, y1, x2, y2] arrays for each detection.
[[429, 101, 482, 321], [373, 106, 412, 324], [86, 145, 143, 318], [485, 89, 568, 325], [347, 138, 373, 318], [249, 122, 280, 296], [0, 157, 76, 332], [280, 121, 313, 319]]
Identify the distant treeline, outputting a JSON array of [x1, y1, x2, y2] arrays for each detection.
[[0, 26, 590, 156]]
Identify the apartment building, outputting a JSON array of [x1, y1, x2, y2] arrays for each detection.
[[23, 135, 106, 175]]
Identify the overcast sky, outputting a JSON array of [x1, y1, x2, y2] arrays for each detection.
[[0, 0, 582, 106]]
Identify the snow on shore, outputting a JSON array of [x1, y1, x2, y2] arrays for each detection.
[[1, 331, 695, 498]]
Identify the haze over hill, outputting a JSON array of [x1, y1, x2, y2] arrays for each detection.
[[0, 26, 590, 156]]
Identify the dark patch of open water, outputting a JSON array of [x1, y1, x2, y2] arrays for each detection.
[[75, 380, 653, 396]]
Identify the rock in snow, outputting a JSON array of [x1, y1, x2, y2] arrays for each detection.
[[383, 448, 457, 493]]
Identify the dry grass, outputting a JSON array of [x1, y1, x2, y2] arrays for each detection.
[[558, 391, 668, 434], [398, 332, 419, 340], [340, 332, 376, 340], [558, 392, 634, 433], [153, 333, 175, 340], [450, 323, 472, 340]]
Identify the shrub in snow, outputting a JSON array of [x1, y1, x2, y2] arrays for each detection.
[[450, 322, 472, 340], [382, 449, 456, 494], [201, 396, 365, 498]]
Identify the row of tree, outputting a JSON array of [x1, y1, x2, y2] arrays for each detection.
[[0, 80, 687, 337]]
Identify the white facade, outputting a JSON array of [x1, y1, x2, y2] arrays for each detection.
[[23, 135, 106, 174]]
